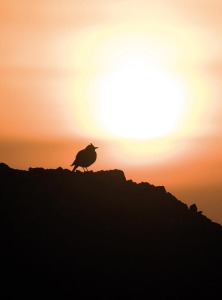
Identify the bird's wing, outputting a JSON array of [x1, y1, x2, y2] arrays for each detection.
[[70, 149, 83, 166], [75, 149, 86, 163]]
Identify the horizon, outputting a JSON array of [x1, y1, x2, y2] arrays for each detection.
[[0, 1, 222, 224]]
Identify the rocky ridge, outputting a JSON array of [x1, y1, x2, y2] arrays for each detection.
[[0, 163, 222, 299]]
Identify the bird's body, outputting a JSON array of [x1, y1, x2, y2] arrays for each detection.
[[71, 143, 98, 172]]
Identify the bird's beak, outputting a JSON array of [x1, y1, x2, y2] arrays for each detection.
[[95, 147, 98, 149]]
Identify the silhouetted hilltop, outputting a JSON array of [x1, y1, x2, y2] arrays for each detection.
[[1, 163, 222, 299]]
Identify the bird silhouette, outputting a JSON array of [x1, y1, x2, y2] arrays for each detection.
[[71, 143, 98, 172]]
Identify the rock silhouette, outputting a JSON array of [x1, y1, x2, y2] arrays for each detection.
[[0, 163, 222, 299], [70, 143, 98, 172]]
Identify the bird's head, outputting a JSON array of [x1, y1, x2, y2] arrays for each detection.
[[87, 143, 98, 150]]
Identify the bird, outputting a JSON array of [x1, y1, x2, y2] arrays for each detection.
[[70, 143, 98, 172]]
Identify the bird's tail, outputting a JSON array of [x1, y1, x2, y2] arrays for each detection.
[[71, 164, 78, 172], [70, 160, 76, 166], [70, 160, 78, 171], [73, 165, 78, 172]]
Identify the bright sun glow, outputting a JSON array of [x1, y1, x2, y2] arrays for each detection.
[[71, 31, 210, 165], [96, 64, 186, 139]]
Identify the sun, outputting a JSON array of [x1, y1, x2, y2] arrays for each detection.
[[95, 63, 187, 139], [70, 27, 210, 165]]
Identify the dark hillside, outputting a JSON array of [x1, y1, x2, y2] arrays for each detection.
[[0, 163, 222, 299]]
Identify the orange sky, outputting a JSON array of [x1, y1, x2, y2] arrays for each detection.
[[0, 0, 222, 223]]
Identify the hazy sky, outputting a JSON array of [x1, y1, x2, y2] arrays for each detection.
[[0, 0, 222, 223]]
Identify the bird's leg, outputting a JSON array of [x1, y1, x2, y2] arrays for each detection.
[[86, 167, 89, 172]]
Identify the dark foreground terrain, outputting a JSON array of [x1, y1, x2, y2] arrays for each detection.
[[0, 163, 222, 299]]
